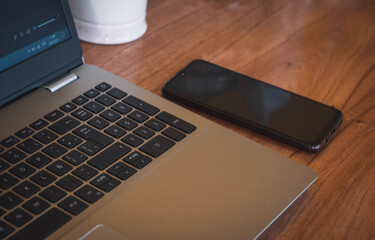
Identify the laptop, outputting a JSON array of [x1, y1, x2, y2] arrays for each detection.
[[0, 0, 317, 239]]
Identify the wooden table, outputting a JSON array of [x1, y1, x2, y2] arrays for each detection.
[[81, 0, 375, 239]]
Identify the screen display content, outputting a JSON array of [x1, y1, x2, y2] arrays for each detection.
[[0, 0, 71, 72]]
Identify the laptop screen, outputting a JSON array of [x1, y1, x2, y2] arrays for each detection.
[[0, 0, 71, 72], [0, 0, 82, 108]]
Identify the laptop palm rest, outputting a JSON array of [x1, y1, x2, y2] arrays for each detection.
[[80, 225, 130, 240]]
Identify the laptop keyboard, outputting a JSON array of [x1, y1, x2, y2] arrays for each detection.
[[0, 82, 196, 239]]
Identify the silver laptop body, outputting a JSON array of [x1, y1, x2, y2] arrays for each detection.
[[0, 1, 316, 239]]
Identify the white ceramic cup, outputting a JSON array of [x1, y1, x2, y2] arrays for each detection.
[[68, 0, 148, 45]]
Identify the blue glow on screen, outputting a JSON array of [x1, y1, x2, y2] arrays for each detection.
[[0, 27, 70, 72]]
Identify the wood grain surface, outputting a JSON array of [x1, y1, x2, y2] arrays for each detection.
[[81, 0, 375, 239]]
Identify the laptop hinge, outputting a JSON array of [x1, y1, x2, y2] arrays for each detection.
[[43, 72, 79, 93]]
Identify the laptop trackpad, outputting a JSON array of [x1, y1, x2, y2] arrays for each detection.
[[79, 225, 131, 240]]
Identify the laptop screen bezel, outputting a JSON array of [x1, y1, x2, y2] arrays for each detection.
[[0, 0, 82, 108]]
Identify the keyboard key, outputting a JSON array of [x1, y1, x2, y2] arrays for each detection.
[[49, 116, 80, 135], [44, 110, 64, 122], [84, 101, 105, 114], [104, 125, 126, 138], [42, 143, 67, 158], [30, 170, 57, 187], [72, 164, 98, 181], [26, 153, 52, 168], [5, 208, 32, 227], [40, 185, 67, 203], [0, 173, 19, 190], [139, 135, 175, 158], [17, 138, 42, 154], [116, 117, 138, 131], [91, 173, 111, 187], [111, 102, 132, 115], [100, 178, 121, 192], [0, 192, 23, 210], [116, 166, 137, 180], [33, 129, 58, 144], [100, 109, 121, 122], [162, 127, 186, 141], [58, 196, 88, 216], [9, 208, 71, 240], [133, 126, 155, 139], [9, 163, 36, 179], [78, 142, 102, 156], [84, 89, 100, 98], [22, 196, 50, 215], [15, 127, 34, 139], [123, 96, 160, 115], [62, 150, 87, 166], [131, 156, 152, 169], [72, 95, 89, 105], [107, 87, 127, 99], [95, 82, 112, 92], [128, 110, 149, 123], [88, 142, 131, 170], [60, 102, 77, 113], [58, 133, 83, 148], [156, 111, 197, 134], [145, 119, 166, 131], [47, 160, 73, 176], [75, 185, 103, 203], [88, 116, 110, 130], [107, 162, 127, 176], [0, 136, 19, 148], [13, 180, 40, 198], [0, 159, 10, 173], [73, 125, 114, 148], [72, 108, 93, 121], [0, 220, 14, 239], [1, 148, 26, 163], [123, 151, 143, 165], [121, 133, 144, 147], [57, 174, 82, 192], [96, 94, 116, 106], [29, 119, 48, 130]]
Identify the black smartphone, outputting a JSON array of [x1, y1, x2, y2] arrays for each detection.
[[162, 59, 343, 152]]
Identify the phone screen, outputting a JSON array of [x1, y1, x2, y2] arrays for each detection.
[[163, 60, 342, 150]]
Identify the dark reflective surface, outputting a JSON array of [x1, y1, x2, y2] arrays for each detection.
[[165, 60, 341, 144]]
